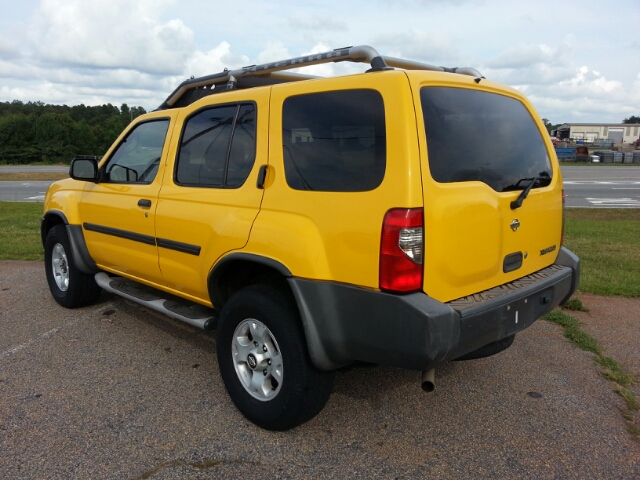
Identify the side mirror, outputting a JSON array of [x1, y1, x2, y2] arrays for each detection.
[[70, 157, 99, 182]]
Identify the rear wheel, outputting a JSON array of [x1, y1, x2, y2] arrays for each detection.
[[216, 284, 334, 430], [44, 224, 101, 308]]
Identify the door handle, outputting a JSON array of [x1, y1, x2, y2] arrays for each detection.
[[138, 199, 152, 208], [256, 165, 268, 189]]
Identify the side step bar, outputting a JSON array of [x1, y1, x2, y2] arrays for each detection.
[[95, 272, 217, 330]]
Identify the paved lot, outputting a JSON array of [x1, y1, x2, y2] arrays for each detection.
[[1, 261, 639, 479], [0, 180, 52, 202], [2, 165, 640, 207], [563, 166, 640, 208]]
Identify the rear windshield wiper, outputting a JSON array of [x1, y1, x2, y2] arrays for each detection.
[[509, 175, 551, 210]]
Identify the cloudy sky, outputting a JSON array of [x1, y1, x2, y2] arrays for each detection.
[[1, 0, 639, 124]]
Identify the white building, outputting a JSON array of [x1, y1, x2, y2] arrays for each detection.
[[554, 123, 640, 144]]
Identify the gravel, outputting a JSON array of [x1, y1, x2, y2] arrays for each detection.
[[1, 260, 639, 479]]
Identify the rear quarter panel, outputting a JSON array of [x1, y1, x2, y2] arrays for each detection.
[[246, 71, 423, 288]]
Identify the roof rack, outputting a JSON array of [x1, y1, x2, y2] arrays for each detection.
[[157, 45, 484, 110]]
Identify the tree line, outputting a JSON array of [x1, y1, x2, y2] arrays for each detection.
[[0, 101, 147, 164]]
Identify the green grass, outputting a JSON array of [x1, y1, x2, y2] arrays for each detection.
[[595, 356, 637, 387], [0, 202, 44, 260], [563, 209, 640, 297], [543, 310, 602, 354], [544, 309, 639, 440], [562, 297, 588, 312], [0, 172, 68, 181]]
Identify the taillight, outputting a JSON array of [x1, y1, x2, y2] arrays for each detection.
[[379, 208, 424, 293], [561, 189, 565, 245]]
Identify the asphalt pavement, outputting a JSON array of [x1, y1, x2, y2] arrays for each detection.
[[562, 166, 640, 208], [1, 261, 639, 479], [2, 165, 640, 207]]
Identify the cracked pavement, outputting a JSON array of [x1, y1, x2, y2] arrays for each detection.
[[1, 260, 639, 479]]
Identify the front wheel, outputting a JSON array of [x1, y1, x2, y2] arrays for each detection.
[[216, 284, 334, 430], [44, 224, 101, 308]]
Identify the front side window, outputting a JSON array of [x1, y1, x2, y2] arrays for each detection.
[[421, 87, 552, 192], [104, 120, 170, 183], [175, 104, 256, 187], [282, 89, 386, 192]]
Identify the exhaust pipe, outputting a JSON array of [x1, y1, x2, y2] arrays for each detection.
[[421, 369, 435, 392]]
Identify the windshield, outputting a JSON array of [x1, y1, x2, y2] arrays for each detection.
[[421, 87, 552, 192]]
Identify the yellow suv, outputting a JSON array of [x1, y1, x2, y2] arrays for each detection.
[[42, 45, 580, 430]]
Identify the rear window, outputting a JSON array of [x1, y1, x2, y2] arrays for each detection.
[[282, 89, 386, 192], [421, 87, 552, 192]]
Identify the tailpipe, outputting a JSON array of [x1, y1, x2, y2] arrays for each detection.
[[421, 369, 435, 392]]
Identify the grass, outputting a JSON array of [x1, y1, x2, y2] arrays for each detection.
[[544, 309, 639, 440], [562, 297, 588, 312], [1, 199, 639, 439], [563, 209, 640, 297], [0, 172, 69, 181], [0, 202, 44, 260], [543, 310, 601, 354]]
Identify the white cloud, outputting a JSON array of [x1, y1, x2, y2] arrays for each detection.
[[560, 66, 622, 94], [485, 44, 561, 69], [0, 0, 637, 123], [29, 0, 195, 75], [255, 42, 291, 65], [183, 42, 249, 78], [286, 16, 348, 32], [373, 30, 460, 64], [0, 36, 20, 59]]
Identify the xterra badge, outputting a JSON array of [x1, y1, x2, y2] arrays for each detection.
[[540, 245, 557, 256]]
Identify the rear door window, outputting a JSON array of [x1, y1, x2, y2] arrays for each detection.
[[175, 103, 256, 188], [420, 87, 552, 192], [282, 89, 386, 192]]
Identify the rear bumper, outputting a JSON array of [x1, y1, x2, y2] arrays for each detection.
[[290, 246, 580, 371]]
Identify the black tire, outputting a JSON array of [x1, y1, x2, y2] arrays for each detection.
[[453, 334, 516, 361], [216, 284, 334, 431], [44, 224, 101, 308]]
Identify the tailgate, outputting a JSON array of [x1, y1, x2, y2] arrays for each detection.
[[417, 84, 563, 302]]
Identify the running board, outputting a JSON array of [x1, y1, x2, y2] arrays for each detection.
[[95, 272, 217, 330]]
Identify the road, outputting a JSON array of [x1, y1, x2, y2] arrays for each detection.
[[1, 261, 639, 479], [1, 166, 640, 207], [562, 166, 640, 208], [0, 181, 53, 202], [0, 166, 68, 202]]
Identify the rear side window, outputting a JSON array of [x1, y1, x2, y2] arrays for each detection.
[[421, 88, 552, 192], [282, 89, 386, 192], [175, 104, 256, 187]]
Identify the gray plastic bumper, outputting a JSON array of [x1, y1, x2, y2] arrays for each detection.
[[289, 247, 580, 371]]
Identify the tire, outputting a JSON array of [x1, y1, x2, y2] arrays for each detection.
[[44, 224, 101, 308], [216, 284, 334, 431], [453, 334, 516, 361]]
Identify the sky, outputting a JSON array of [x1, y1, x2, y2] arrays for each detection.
[[1, 0, 639, 124]]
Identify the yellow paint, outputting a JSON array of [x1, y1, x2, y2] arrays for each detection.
[[44, 68, 564, 306]]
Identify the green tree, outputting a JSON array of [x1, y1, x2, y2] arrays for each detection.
[[0, 100, 148, 164], [623, 115, 640, 124]]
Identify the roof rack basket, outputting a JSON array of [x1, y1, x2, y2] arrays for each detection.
[[158, 45, 484, 110]]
